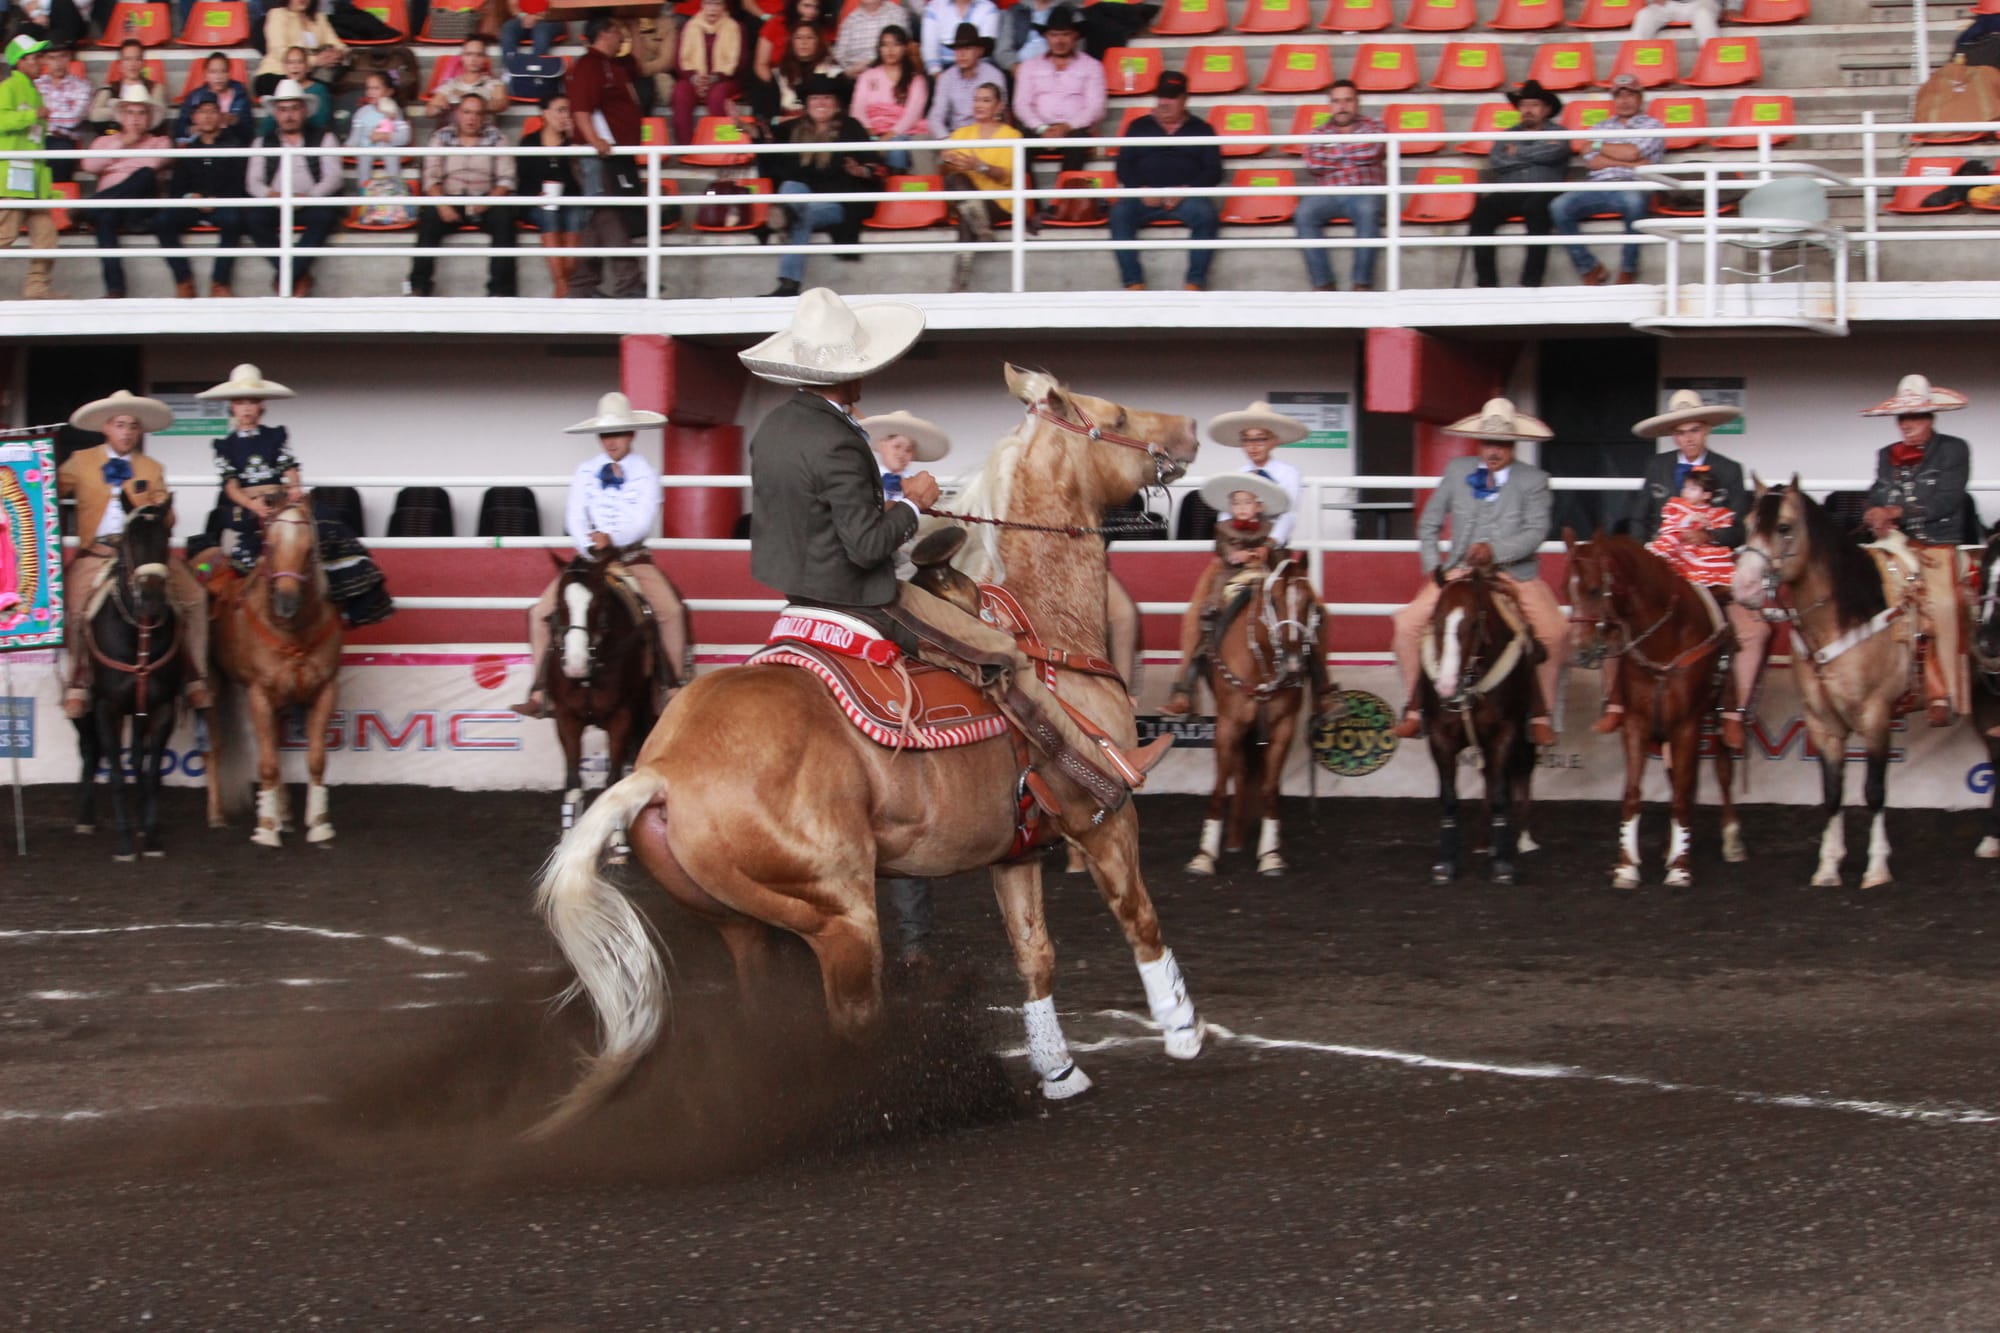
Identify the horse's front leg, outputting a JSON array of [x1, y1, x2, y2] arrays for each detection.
[[1430, 731, 1461, 884], [555, 709, 585, 832], [1860, 749, 1893, 889], [1488, 730, 1521, 886], [1188, 713, 1234, 875], [1662, 715, 1700, 888], [1256, 701, 1300, 876], [992, 859, 1092, 1100], [1715, 708, 1746, 863], [138, 705, 175, 858], [1078, 807, 1205, 1060], [1808, 723, 1848, 887], [247, 690, 284, 847], [1611, 712, 1646, 888], [302, 682, 338, 846], [98, 707, 137, 862], [1982, 732, 2000, 859], [74, 715, 101, 836]]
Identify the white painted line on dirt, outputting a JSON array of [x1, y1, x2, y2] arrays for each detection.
[[25, 989, 107, 1001], [1, 1096, 330, 1124], [0, 921, 491, 964]]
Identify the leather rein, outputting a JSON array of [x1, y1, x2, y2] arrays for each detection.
[[84, 517, 182, 721], [1214, 559, 1317, 702], [238, 511, 338, 660], [922, 399, 1186, 538]]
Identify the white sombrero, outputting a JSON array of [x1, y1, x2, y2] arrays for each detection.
[[564, 391, 667, 435], [195, 363, 294, 400], [738, 288, 926, 387], [1197, 470, 1289, 517], [1205, 401, 1309, 448], [859, 410, 949, 463], [1633, 387, 1741, 438], [111, 80, 155, 109], [1444, 397, 1552, 443], [261, 77, 311, 111], [1862, 373, 1967, 417], [70, 389, 174, 435]]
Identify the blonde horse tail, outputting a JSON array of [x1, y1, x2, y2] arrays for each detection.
[[526, 765, 671, 1141]]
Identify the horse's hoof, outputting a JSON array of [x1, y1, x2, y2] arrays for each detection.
[[1257, 853, 1286, 876], [207, 816, 227, 830], [306, 823, 335, 845], [113, 852, 136, 864], [1977, 836, 2000, 860], [1517, 831, 1540, 854], [74, 823, 95, 836], [1612, 866, 1640, 890], [142, 848, 165, 860], [1430, 863, 1456, 885], [1185, 854, 1216, 877], [1861, 869, 1892, 890], [251, 828, 282, 848], [1492, 863, 1516, 886], [1162, 1019, 1206, 1061], [1810, 870, 1842, 888], [1663, 867, 1692, 888], [1039, 1063, 1094, 1101]]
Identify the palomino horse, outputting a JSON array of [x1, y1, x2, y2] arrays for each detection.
[[205, 500, 342, 847], [1417, 567, 1537, 885], [1733, 481, 1913, 888], [542, 551, 667, 839], [74, 499, 186, 861], [1186, 558, 1320, 877], [1565, 531, 1743, 888], [1967, 533, 2000, 859], [528, 365, 1203, 1138]]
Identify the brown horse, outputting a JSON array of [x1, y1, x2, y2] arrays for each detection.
[[1418, 567, 1537, 885], [1565, 531, 1742, 888], [528, 365, 1203, 1138], [1186, 557, 1320, 877], [1733, 480, 1912, 888], [1970, 532, 2000, 860], [205, 500, 342, 847], [541, 551, 664, 841]]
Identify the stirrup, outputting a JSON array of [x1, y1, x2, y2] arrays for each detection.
[[63, 686, 89, 720], [1161, 686, 1193, 716], [1390, 710, 1423, 740], [509, 695, 549, 719], [1591, 705, 1626, 735]]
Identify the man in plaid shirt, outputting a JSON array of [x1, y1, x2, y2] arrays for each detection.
[[32, 41, 90, 183], [1296, 80, 1385, 292], [1550, 74, 1664, 284], [408, 92, 518, 297]]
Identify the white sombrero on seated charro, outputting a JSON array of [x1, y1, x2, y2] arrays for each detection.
[[111, 81, 154, 110], [1205, 401, 1309, 448], [1862, 373, 1968, 417], [261, 77, 311, 111], [858, 410, 949, 462], [1632, 387, 1741, 438], [738, 288, 926, 387], [1444, 397, 1552, 443], [70, 389, 174, 435], [1197, 470, 1289, 517], [565, 391, 667, 435], [195, 363, 294, 400]]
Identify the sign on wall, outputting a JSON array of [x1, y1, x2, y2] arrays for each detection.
[[1269, 391, 1351, 448], [148, 383, 230, 438], [1661, 377, 1746, 435], [0, 437, 64, 652]]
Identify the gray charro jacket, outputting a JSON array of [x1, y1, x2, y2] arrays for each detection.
[[1866, 432, 1972, 544], [1418, 455, 1553, 582]]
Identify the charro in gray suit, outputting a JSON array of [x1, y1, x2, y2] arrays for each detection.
[[1420, 454, 1553, 581]]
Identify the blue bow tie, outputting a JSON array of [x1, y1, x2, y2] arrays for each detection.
[[1468, 467, 1500, 501], [597, 462, 624, 490], [1675, 458, 1695, 491], [882, 472, 903, 498], [1251, 467, 1273, 481], [102, 456, 133, 487]]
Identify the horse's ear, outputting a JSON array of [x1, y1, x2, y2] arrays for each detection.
[[1788, 472, 1802, 493], [1751, 472, 1769, 498], [547, 550, 569, 573]]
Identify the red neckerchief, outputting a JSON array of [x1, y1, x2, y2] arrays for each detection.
[[1224, 519, 1263, 532], [1888, 441, 1927, 468]]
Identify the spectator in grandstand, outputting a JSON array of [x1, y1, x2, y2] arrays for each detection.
[[850, 24, 930, 170], [928, 21, 1003, 135], [1550, 74, 1662, 286], [1954, 0, 2000, 58], [621, 11, 680, 110], [1296, 79, 1385, 293], [81, 83, 170, 300], [766, 73, 884, 297], [256, 0, 345, 85], [88, 40, 166, 130], [1388, 398, 1567, 747], [755, 0, 836, 99], [518, 92, 586, 297], [940, 80, 1019, 290], [242, 79, 345, 298], [1, 32, 62, 301], [672, 0, 752, 144], [408, 91, 517, 298], [773, 21, 844, 121], [996, 0, 1061, 71], [173, 51, 252, 144], [32, 41, 89, 183], [569, 15, 646, 299], [1632, 0, 1721, 44], [1108, 70, 1222, 292], [499, 0, 567, 60], [835, 0, 915, 80], [346, 69, 412, 224], [156, 90, 250, 298], [1467, 80, 1568, 289], [1012, 6, 1103, 218], [253, 47, 333, 135], [921, 0, 999, 75], [426, 35, 508, 121]]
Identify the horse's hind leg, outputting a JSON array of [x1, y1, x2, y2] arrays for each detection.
[[1716, 727, 1746, 863], [302, 684, 338, 846], [800, 894, 885, 1043], [1077, 808, 1205, 1060], [1860, 750, 1893, 890], [993, 860, 1092, 1100], [1663, 719, 1699, 888], [74, 718, 100, 835]]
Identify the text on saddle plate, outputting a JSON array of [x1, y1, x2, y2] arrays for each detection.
[[769, 609, 902, 666]]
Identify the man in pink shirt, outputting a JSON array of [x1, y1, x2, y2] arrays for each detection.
[[1010, 6, 1103, 218], [82, 83, 170, 299]]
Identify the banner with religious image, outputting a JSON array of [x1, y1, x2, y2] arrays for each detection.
[[0, 436, 64, 652]]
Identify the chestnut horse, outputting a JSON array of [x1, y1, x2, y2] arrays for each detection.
[[1966, 533, 2000, 859], [1565, 532, 1742, 888], [205, 501, 342, 847], [1417, 568, 1537, 886], [1733, 481, 1912, 888], [542, 551, 664, 838], [1186, 558, 1320, 877], [529, 366, 1205, 1138]]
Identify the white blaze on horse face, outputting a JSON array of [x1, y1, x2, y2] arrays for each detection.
[[1436, 608, 1466, 698], [561, 582, 592, 680]]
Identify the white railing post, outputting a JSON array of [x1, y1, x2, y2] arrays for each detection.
[[1385, 137, 1402, 293], [644, 147, 662, 300], [1912, 0, 1931, 88], [1863, 111, 1880, 284], [1702, 163, 1719, 321], [1010, 138, 1026, 294], [278, 142, 295, 296]]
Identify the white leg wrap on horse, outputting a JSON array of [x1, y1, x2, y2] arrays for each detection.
[[1862, 812, 1892, 888], [252, 788, 282, 847], [1138, 948, 1198, 1036], [1813, 814, 1846, 887], [1023, 994, 1089, 1099], [1200, 819, 1223, 859], [1977, 835, 2000, 860], [1619, 815, 1640, 866], [1257, 818, 1280, 858], [1668, 820, 1689, 864], [305, 783, 333, 842]]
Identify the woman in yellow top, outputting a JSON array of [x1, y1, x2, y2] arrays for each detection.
[[940, 81, 1021, 292], [257, 0, 348, 84]]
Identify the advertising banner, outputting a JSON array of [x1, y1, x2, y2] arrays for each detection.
[[0, 436, 63, 652]]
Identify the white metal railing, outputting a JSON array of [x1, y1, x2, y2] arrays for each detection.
[[6, 121, 2000, 298]]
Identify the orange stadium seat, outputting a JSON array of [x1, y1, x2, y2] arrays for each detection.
[[1562, 98, 1615, 139], [1913, 122, 1990, 146], [1727, 0, 1809, 21], [1488, 0, 1561, 30], [638, 116, 671, 148], [1105, 105, 1150, 154], [1283, 103, 1334, 153], [1429, 42, 1505, 91], [1685, 36, 1761, 87], [1103, 47, 1163, 95], [176, 0, 249, 46], [1528, 42, 1596, 91], [681, 117, 758, 166], [1606, 39, 1678, 88], [1648, 96, 1710, 150], [97, 1, 171, 46], [865, 175, 947, 229], [423, 54, 458, 98], [1319, 0, 1392, 30], [1261, 43, 1336, 91], [1383, 101, 1445, 153], [1213, 104, 1273, 155], [1572, 0, 1640, 27], [692, 176, 771, 230], [178, 55, 246, 99], [1885, 157, 1966, 214], [346, 0, 410, 43], [1220, 168, 1297, 225], [1403, 165, 1475, 223], [1043, 170, 1113, 226], [1403, 0, 1475, 31], [1713, 93, 1794, 147], [419, 0, 484, 43], [1183, 45, 1249, 93], [1454, 100, 1520, 154], [1348, 43, 1417, 92], [50, 180, 81, 231], [1239, 0, 1311, 32], [1151, 0, 1226, 35]]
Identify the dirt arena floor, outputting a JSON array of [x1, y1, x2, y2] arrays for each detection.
[[5, 783, 2000, 1331]]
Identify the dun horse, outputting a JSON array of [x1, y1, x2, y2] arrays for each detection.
[[1566, 532, 1742, 887], [1733, 481, 1913, 888], [1187, 559, 1320, 877], [1417, 567, 1538, 885], [541, 551, 669, 837], [73, 498, 186, 861], [1968, 533, 2000, 858], [529, 366, 1205, 1137], [205, 501, 342, 847]]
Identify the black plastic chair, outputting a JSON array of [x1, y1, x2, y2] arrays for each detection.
[[311, 485, 366, 536], [1176, 490, 1218, 541], [1104, 494, 1166, 546], [387, 486, 454, 538], [1822, 489, 1871, 538], [477, 486, 542, 537]]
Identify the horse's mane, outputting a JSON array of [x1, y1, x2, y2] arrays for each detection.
[[1753, 487, 1886, 626], [946, 415, 1030, 584]]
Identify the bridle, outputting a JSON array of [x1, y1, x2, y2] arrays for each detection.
[[1214, 559, 1317, 701], [86, 504, 181, 722], [260, 510, 319, 588], [1567, 547, 1680, 672], [1420, 580, 1527, 724], [552, 564, 644, 689]]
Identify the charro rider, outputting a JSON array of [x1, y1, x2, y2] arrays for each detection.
[[196, 364, 303, 570], [55, 390, 211, 719], [743, 286, 1170, 812], [513, 391, 692, 718], [1389, 397, 1569, 746], [1604, 387, 1770, 752], [1860, 372, 1973, 726]]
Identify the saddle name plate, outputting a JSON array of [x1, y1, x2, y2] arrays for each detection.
[[749, 641, 1010, 751], [769, 606, 902, 666]]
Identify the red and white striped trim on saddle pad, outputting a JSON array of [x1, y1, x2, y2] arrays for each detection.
[[748, 650, 1011, 750]]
